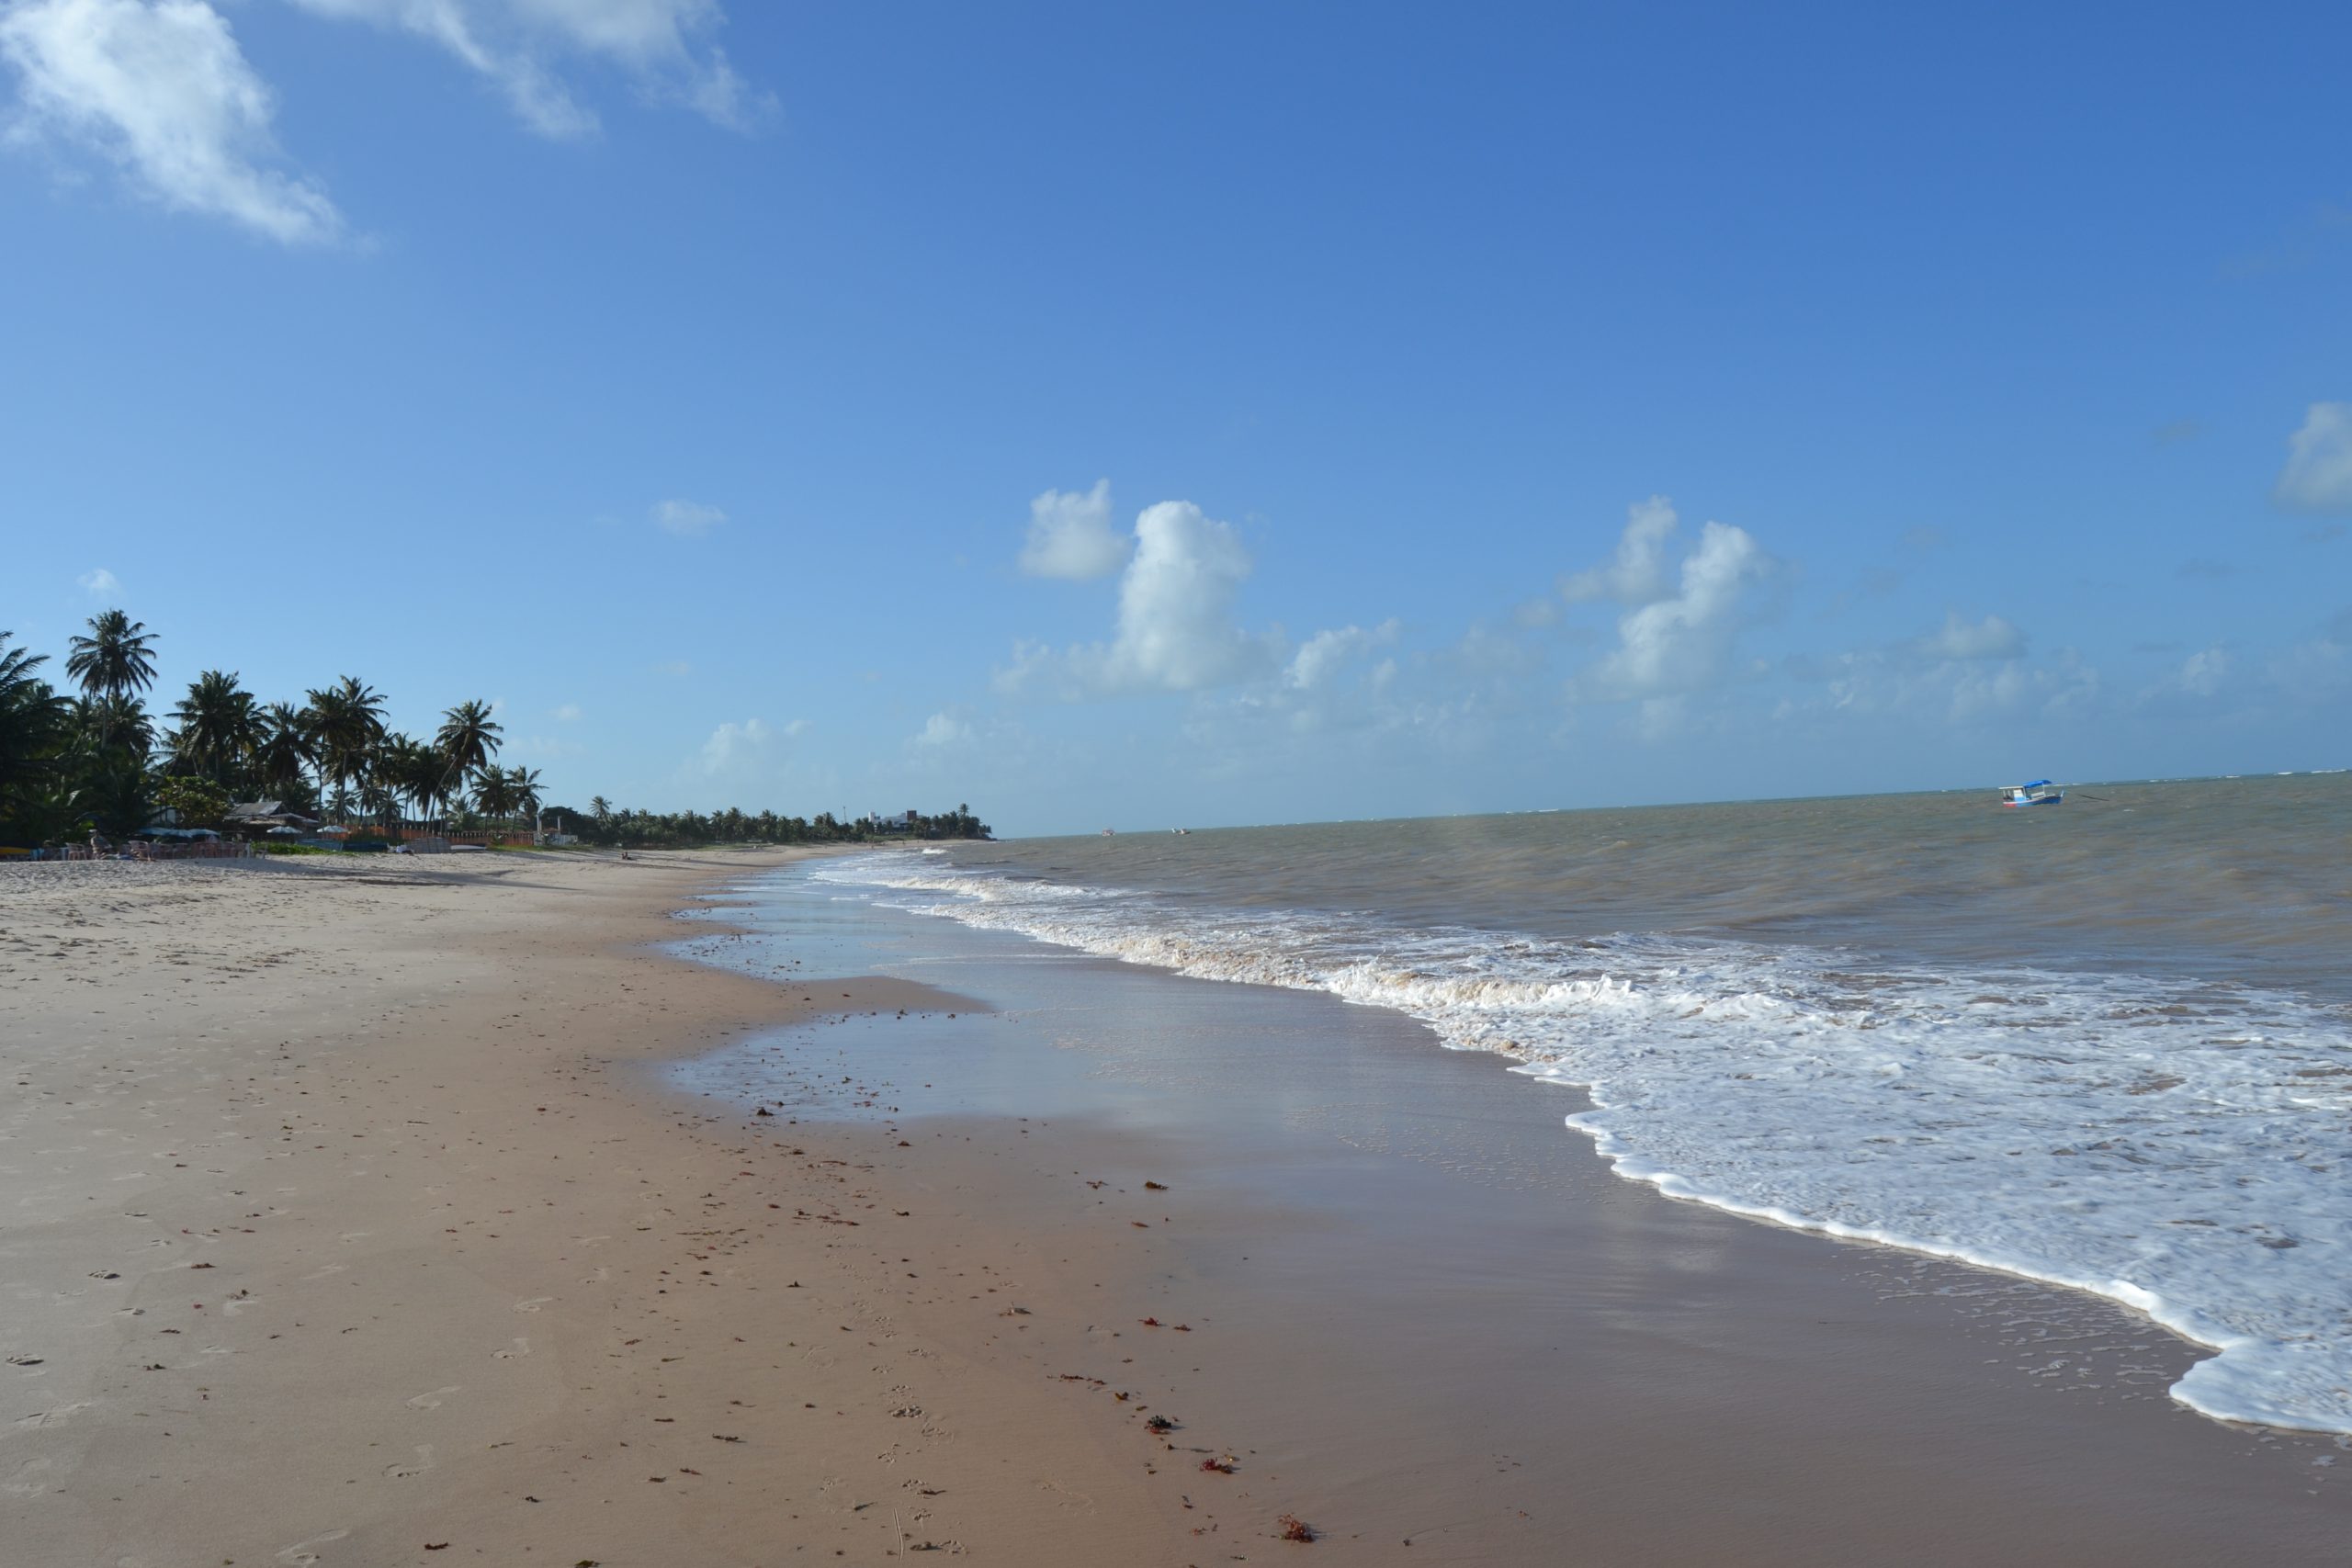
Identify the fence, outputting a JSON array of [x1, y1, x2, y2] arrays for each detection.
[[18, 840, 258, 863]]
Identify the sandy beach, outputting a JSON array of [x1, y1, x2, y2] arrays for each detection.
[[5, 849, 2347, 1566], [1, 849, 1166, 1566]]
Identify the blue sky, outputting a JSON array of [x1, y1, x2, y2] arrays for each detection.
[[3, 1, 2347, 835]]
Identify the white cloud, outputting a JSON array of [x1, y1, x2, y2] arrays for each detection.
[[1017, 479, 1128, 581], [697, 716, 770, 773], [552, 702, 582, 721], [0, 0, 344, 243], [650, 497, 724, 536], [1916, 610, 2026, 661], [1097, 502, 1274, 691], [1792, 637, 2099, 728], [283, 0, 768, 137], [77, 565, 120, 595], [2177, 645, 2230, 698], [1584, 517, 1767, 699], [650, 659, 692, 676], [1560, 495, 1679, 604], [2275, 402, 2352, 513], [1285, 620, 1399, 690], [911, 711, 971, 748], [1001, 500, 1282, 696]]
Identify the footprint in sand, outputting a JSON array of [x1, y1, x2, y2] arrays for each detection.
[[6, 1456, 54, 1497], [300, 1263, 348, 1282], [580, 1266, 612, 1283], [337, 1232, 369, 1245], [1036, 1478, 1096, 1515], [383, 1444, 435, 1480], [220, 1292, 259, 1316], [274, 1529, 349, 1565], [511, 1297, 553, 1314], [405, 1386, 461, 1410], [15, 1402, 92, 1429], [492, 1337, 531, 1359]]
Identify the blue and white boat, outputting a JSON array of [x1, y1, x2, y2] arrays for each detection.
[[2001, 779, 2064, 807]]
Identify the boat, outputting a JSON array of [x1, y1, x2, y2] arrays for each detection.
[[2000, 779, 2064, 807]]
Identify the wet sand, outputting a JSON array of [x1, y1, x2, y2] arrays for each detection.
[[670, 861, 2352, 1564], [3, 849, 2346, 1565]]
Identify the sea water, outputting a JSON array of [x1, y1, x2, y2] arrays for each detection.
[[810, 773, 2352, 1433]]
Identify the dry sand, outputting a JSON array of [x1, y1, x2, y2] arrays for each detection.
[[0, 849, 1176, 1567], [6, 849, 2347, 1567]]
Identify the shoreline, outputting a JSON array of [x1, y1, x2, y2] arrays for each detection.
[[5, 850, 2346, 1565], [664, 856, 2352, 1563]]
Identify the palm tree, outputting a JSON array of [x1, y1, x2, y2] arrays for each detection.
[[303, 677, 387, 820], [435, 699, 502, 772], [589, 795, 612, 826], [169, 671, 263, 787], [65, 611, 159, 754], [65, 610, 159, 703], [1, 633, 74, 836], [472, 766, 516, 821], [507, 766, 544, 830], [254, 704, 316, 796], [74, 694, 154, 762], [356, 732, 425, 833], [375, 733, 437, 829], [435, 698, 502, 805]]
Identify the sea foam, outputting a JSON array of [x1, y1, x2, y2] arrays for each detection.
[[812, 855, 2352, 1434]]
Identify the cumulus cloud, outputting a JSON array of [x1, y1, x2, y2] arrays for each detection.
[[1560, 495, 1679, 604], [284, 0, 768, 137], [0, 0, 344, 243], [2177, 645, 2230, 697], [1793, 640, 2099, 728], [697, 715, 803, 773], [77, 565, 121, 595], [1018, 479, 1128, 580], [1916, 610, 2026, 661], [1285, 620, 1398, 690], [911, 711, 971, 748], [651, 498, 725, 536], [1583, 517, 1768, 699], [1002, 500, 1281, 696], [552, 702, 582, 721], [2274, 402, 2352, 513]]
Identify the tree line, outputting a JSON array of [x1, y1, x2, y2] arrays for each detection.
[[0, 612, 989, 850], [565, 802, 989, 849]]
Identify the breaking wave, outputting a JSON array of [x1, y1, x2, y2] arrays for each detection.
[[810, 854, 2352, 1434]]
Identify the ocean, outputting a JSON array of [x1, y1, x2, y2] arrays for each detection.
[[809, 773, 2352, 1435]]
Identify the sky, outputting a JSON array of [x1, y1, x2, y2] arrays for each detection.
[[2, 1, 2347, 837]]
